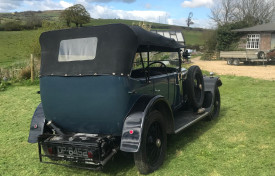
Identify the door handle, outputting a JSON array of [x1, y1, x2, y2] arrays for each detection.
[[128, 90, 136, 94]]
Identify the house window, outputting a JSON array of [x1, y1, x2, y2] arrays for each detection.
[[246, 34, 260, 49]]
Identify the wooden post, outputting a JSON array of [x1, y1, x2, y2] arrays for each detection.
[[30, 54, 34, 82]]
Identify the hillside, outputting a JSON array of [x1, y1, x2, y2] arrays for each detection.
[[0, 10, 205, 31], [0, 10, 207, 68]]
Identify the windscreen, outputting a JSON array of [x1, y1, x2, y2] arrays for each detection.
[[58, 37, 98, 62]]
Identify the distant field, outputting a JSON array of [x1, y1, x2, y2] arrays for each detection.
[[84, 18, 167, 27], [0, 30, 35, 68], [0, 18, 206, 67], [183, 30, 204, 45]]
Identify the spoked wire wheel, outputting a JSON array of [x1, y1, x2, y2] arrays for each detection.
[[134, 111, 167, 174], [146, 121, 164, 165]]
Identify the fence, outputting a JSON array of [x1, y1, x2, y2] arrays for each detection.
[[0, 54, 40, 81]]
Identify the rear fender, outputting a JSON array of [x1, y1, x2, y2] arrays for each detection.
[[120, 95, 173, 152], [203, 77, 222, 110], [28, 103, 46, 143]]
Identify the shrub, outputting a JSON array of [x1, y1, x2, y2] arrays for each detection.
[[20, 67, 31, 80], [24, 14, 42, 29], [3, 21, 22, 31], [186, 44, 201, 51]]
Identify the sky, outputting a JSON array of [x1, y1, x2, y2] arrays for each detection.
[[0, 0, 215, 28]]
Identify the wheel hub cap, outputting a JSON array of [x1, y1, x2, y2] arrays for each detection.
[[156, 139, 161, 148]]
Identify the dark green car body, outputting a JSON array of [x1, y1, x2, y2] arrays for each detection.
[[28, 24, 221, 173]]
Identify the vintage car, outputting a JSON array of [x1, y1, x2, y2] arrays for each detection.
[[28, 24, 222, 174]]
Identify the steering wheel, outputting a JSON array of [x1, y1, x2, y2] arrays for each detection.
[[145, 61, 168, 77]]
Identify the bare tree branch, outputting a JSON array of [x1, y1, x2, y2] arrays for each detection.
[[210, 0, 275, 25]]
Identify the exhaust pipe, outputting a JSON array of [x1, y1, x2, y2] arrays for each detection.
[[46, 120, 65, 136]]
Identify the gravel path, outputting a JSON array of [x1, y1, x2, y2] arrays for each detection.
[[190, 57, 275, 81]]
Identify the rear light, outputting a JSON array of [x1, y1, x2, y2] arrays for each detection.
[[88, 151, 93, 158], [48, 147, 53, 155]]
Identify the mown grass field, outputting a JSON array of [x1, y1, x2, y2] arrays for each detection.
[[0, 75, 274, 176]]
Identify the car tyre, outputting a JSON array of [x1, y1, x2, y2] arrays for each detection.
[[134, 110, 167, 175], [186, 65, 205, 110], [257, 51, 265, 59], [206, 87, 220, 121]]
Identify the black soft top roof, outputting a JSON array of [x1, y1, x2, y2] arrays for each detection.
[[40, 23, 184, 76]]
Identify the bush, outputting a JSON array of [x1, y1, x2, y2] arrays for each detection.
[[20, 67, 31, 80], [3, 21, 22, 31], [216, 21, 250, 51], [0, 78, 11, 91], [24, 15, 42, 29], [186, 44, 201, 51]]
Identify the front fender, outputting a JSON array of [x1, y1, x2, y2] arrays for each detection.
[[28, 103, 46, 143], [120, 95, 173, 152], [204, 76, 222, 92], [203, 76, 222, 111]]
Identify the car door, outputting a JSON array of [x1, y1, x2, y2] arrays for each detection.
[[152, 74, 170, 104]]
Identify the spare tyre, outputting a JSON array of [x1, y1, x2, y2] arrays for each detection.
[[257, 51, 265, 59], [186, 65, 205, 109]]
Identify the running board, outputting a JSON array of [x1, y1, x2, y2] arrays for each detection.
[[173, 110, 209, 134]]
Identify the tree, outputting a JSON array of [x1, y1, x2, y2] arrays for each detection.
[[186, 12, 194, 27], [25, 13, 42, 29], [210, 0, 275, 26], [210, 0, 236, 25], [60, 4, 91, 27], [60, 9, 72, 27]]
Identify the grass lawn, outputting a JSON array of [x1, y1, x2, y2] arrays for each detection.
[[0, 30, 35, 68], [1, 76, 274, 176]]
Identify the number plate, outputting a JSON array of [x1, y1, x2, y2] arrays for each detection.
[[57, 146, 89, 158]]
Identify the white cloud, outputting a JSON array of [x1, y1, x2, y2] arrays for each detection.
[[60, 1, 73, 8], [0, 0, 24, 12], [181, 0, 213, 8], [83, 3, 213, 28], [85, 4, 168, 23], [24, 0, 72, 11], [0, 0, 213, 28], [0, 0, 73, 12], [85, 0, 135, 3]]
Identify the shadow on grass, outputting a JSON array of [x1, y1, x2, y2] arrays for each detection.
[[102, 151, 135, 174], [46, 151, 136, 175], [164, 108, 227, 167]]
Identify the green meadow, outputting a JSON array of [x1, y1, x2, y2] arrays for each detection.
[[0, 19, 205, 68], [0, 30, 36, 68]]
